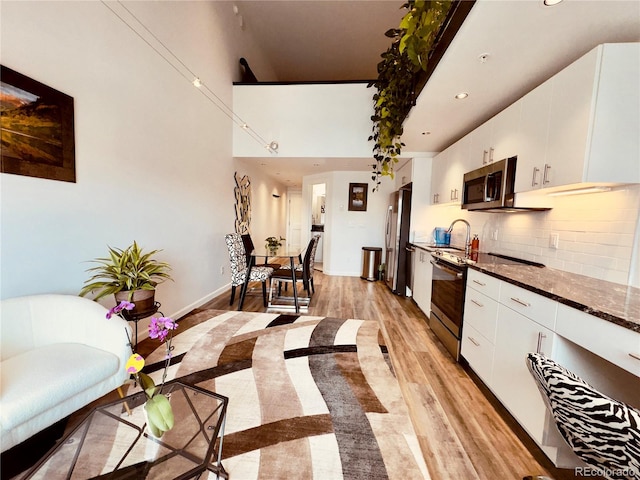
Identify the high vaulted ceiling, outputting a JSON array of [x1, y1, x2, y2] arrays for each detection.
[[236, 0, 640, 187]]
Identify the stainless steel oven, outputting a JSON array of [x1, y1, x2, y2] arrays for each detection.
[[429, 252, 468, 361]]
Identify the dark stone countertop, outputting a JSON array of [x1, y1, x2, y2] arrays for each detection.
[[470, 262, 640, 333], [410, 242, 640, 333]]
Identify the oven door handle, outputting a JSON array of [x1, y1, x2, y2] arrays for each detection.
[[430, 259, 464, 279]]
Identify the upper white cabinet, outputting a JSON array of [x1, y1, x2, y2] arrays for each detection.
[[429, 43, 639, 195], [431, 135, 469, 204], [469, 101, 522, 168], [515, 43, 640, 192], [515, 80, 553, 192]]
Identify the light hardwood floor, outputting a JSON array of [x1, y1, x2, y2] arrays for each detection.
[[190, 270, 591, 480]]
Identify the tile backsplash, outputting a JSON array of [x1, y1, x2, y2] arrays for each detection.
[[413, 184, 640, 287], [480, 185, 640, 286]]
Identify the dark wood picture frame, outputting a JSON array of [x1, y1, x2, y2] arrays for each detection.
[[348, 183, 368, 211], [1, 65, 76, 182]]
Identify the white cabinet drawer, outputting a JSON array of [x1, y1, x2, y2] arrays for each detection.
[[464, 289, 498, 344], [461, 323, 494, 384], [556, 304, 640, 377], [467, 269, 501, 300], [499, 282, 557, 330]]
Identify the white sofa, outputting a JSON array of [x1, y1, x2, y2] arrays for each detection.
[[0, 294, 132, 452]]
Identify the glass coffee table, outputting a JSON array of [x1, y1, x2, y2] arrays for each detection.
[[21, 382, 228, 480]]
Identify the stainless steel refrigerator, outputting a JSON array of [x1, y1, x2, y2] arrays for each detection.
[[385, 187, 412, 295]]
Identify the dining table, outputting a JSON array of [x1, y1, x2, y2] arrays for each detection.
[[238, 244, 306, 313]]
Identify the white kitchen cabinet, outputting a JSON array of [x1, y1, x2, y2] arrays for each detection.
[[463, 271, 557, 446], [461, 270, 500, 384], [466, 269, 501, 300], [468, 101, 521, 168], [499, 281, 558, 331], [431, 136, 468, 205], [462, 268, 639, 467], [492, 303, 556, 445], [430, 149, 447, 205], [514, 79, 553, 193], [461, 323, 494, 384], [545, 43, 640, 188], [412, 249, 433, 314], [463, 271, 500, 344]]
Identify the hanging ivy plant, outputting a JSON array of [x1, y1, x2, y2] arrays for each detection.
[[368, 0, 453, 190]]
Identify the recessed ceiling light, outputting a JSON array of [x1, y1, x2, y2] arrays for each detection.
[[543, 0, 563, 6], [478, 53, 490, 63], [455, 92, 469, 100], [421, 131, 431, 135]]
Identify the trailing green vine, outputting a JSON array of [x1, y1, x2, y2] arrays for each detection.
[[369, 0, 453, 189]]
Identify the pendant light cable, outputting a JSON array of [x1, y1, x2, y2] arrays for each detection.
[[100, 1, 275, 152]]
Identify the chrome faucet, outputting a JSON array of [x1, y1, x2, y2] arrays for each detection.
[[448, 219, 471, 255]]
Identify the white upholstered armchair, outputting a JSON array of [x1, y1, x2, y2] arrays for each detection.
[[0, 294, 132, 452]]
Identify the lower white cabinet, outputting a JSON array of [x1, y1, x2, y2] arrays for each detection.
[[492, 304, 555, 444], [462, 269, 640, 467], [461, 323, 494, 384], [412, 249, 433, 314]]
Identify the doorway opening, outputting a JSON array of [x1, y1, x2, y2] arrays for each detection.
[[311, 183, 326, 271]]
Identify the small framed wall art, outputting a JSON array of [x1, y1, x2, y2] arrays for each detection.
[[348, 183, 368, 211], [0, 65, 76, 182]]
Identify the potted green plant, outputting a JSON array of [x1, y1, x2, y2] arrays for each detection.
[[265, 236, 285, 251], [369, 0, 453, 190], [79, 241, 172, 314]]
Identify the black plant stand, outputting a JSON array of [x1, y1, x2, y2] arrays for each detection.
[[121, 302, 163, 352]]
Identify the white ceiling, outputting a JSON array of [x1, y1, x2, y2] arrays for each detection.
[[236, 0, 640, 187]]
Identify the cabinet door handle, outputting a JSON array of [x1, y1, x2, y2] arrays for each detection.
[[510, 297, 531, 307], [471, 299, 484, 308], [532, 167, 540, 187], [543, 164, 551, 185], [472, 279, 486, 287], [468, 336, 480, 347], [489, 147, 494, 163], [482, 150, 488, 165], [536, 332, 547, 354], [450, 189, 455, 201], [629, 353, 640, 361]]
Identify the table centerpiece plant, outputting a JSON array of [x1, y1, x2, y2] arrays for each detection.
[[265, 236, 285, 251], [79, 241, 172, 315], [108, 301, 178, 438]]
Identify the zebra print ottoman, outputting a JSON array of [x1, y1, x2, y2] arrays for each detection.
[[526, 353, 640, 480]]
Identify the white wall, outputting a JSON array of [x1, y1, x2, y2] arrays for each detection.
[[234, 159, 289, 245], [411, 156, 640, 287], [233, 83, 374, 157], [0, 2, 282, 321], [308, 171, 394, 277]]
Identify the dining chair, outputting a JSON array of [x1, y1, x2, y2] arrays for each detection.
[[224, 233, 274, 307], [524, 353, 640, 480], [278, 234, 320, 294], [269, 236, 317, 301], [241, 234, 280, 269]]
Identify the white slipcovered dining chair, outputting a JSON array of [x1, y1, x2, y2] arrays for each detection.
[[224, 233, 274, 307]]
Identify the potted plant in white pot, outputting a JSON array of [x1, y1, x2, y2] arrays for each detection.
[[79, 241, 172, 315]]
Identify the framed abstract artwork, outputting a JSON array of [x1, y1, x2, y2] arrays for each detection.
[[348, 183, 368, 211], [1, 65, 76, 182]]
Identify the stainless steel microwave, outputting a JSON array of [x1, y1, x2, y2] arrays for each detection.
[[462, 156, 551, 212], [462, 157, 517, 211]]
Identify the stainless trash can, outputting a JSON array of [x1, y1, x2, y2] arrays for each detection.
[[361, 247, 382, 281]]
